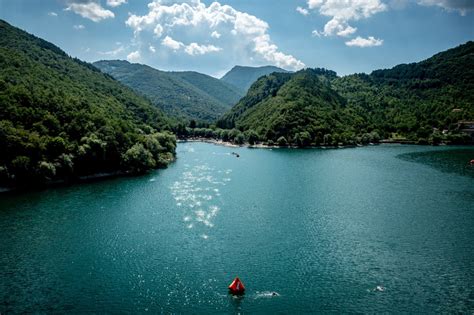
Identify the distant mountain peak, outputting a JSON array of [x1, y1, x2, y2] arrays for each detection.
[[220, 65, 291, 92], [93, 60, 244, 122]]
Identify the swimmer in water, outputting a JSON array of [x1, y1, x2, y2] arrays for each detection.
[[374, 285, 385, 292]]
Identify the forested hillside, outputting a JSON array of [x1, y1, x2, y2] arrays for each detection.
[[220, 65, 290, 93], [213, 42, 473, 146], [0, 20, 176, 188], [94, 60, 243, 122]]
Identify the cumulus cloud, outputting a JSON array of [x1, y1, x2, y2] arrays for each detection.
[[161, 36, 221, 55], [296, 6, 310, 15], [73, 24, 85, 30], [417, 0, 474, 15], [211, 31, 221, 38], [65, 1, 114, 22], [307, 0, 387, 37], [185, 43, 222, 55], [345, 36, 383, 47], [149, 45, 156, 53], [48, 11, 58, 17], [323, 18, 357, 37], [162, 36, 184, 51], [127, 50, 141, 62], [106, 0, 127, 7], [125, 0, 304, 70]]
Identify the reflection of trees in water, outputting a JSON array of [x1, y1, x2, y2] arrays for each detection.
[[398, 149, 474, 178]]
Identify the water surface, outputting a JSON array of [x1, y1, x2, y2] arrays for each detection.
[[1, 143, 473, 313]]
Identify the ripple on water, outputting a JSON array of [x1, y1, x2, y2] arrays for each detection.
[[169, 163, 231, 235]]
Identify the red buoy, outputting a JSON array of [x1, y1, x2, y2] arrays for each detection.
[[228, 277, 245, 295]]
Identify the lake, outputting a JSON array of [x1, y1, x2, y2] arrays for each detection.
[[1, 143, 473, 313]]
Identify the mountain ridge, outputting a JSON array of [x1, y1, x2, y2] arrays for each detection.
[[93, 60, 244, 122], [220, 65, 291, 93]]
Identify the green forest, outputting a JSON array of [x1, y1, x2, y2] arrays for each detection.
[[211, 42, 474, 146], [0, 20, 176, 188], [93, 60, 243, 122]]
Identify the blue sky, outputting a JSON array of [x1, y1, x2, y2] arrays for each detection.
[[0, 0, 473, 77]]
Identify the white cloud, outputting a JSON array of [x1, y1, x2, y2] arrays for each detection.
[[161, 36, 221, 55], [149, 45, 156, 53], [252, 34, 304, 69], [345, 36, 383, 47], [127, 50, 141, 62], [417, 0, 474, 15], [323, 18, 357, 37], [98, 46, 125, 56], [312, 30, 322, 37], [184, 43, 221, 55], [125, 0, 304, 70], [106, 0, 127, 7], [73, 24, 85, 30], [48, 11, 58, 17], [306, 0, 386, 37], [296, 6, 310, 15], [65, 1, 114, 22], [308, 0, 324, 9], [308, 0, 387, 20], [153, 24, 164, 37], [211, 31, 221, 38], [161, 36, 184, 51]]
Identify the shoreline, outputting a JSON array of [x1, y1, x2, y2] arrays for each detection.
[[2, 141, 471, 194], [179, 137, 472, 149]]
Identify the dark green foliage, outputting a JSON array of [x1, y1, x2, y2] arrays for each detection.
[[220, 65, 291, 92], [0, 19, 176, 187], [245, 130, 259, 145], [217, 43, 474, 146], [217, 72, 293, 129], [94, 60, 244, 122], [170, 71, 243, 107], [218, 69, 357, 145]]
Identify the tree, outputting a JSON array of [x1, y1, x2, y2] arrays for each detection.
[[234, 133, 245, 145], [37, 161, 56, 181], [122, 143, 156, 174], [296, 131, 311, 147], [11, 156, 31, 182], [246, 130, 259, 145], [46, 136, 67, 158], [277, 136, 288, 146]]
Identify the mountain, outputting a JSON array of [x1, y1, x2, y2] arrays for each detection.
[[93, 60, 243, 122], [216, 42, 474, 146], [0, 19, 177, 188], [220, 65, 290, 93]]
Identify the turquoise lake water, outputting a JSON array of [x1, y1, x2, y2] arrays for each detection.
[[1, 143, 473, 313]]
